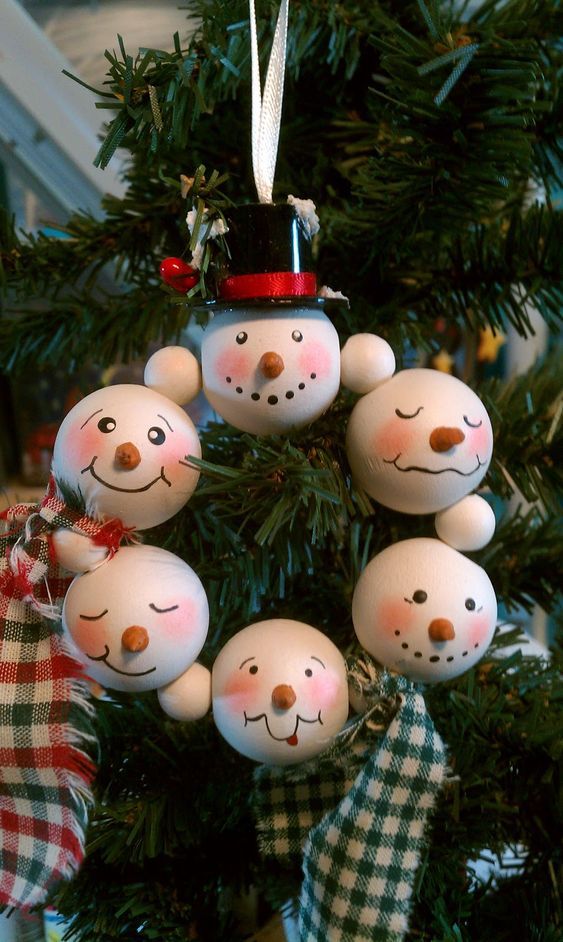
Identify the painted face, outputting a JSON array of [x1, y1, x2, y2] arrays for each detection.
[[52, 384, 201, 529], [201, 308, 341, 435], [212, 619, 349, 765], [62, 545, 209, 692], [352, 537, 497, 683], [346, 369, 493, 514]]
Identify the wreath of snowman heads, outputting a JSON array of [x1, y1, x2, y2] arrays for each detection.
[[352, 537, 497, 684], [212, 619, 350, 766], [63, 544, 211, 720], [52, 363, 202, 533], [341, 334, 496, 551]]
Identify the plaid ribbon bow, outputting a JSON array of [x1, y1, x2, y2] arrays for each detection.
[[298, 672, 447, 941], [0, 479, 130, 908]]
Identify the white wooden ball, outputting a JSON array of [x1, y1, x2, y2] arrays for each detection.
[[435, 494, 496, 550], [340, 333, 396, 394], [158, 662, 212, 721], [144, 345, 202, 405]]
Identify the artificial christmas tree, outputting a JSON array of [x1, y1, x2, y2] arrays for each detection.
[[0, 1, 561, 940]]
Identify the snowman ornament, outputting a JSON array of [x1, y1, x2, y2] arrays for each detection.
[[212, 619, 349, 766], [352, 537, 498, 683], [63, 544, 211, 720], [151, 201, 393, 437], [50, 361, 202, 571], [342, 335, 496, 551]]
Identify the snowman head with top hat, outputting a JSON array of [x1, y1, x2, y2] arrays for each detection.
[[152, 198, 389, 436]]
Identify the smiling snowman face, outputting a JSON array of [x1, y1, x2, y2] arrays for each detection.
[[346, 369, 493, 514], [62, 544, 209, 692], [352, 538, 497, 683], [212, 619, 349, 766], [201, 307, 341, 435], [52, 384, 201, 530]]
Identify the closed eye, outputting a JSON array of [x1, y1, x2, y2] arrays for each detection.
[[463, 415, 483, 428], [80, 609, 108, 621], [395, 406, 423, 419], [149, 603, 179, 613]]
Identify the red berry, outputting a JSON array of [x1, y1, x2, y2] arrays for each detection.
[[159, 257, 198, 293]]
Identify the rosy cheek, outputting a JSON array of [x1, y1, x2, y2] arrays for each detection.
[[466, 614, 493, 648], [377, 598, 417, 639], [221, 672, 262, 713], [373, 418, 418, 458], [298, 343, 333, 379], [152, 437, 189, 464], [214, 349, 253, 382], [61, 423, 101, 468], [70, 617, 108, 653], [154, 600, 197, 641], [304, 673, 341, 709], [467, 425, 492, 455]]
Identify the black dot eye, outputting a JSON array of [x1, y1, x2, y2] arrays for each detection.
[[97, 416, 116, 433], [249, 664, 258, 674], [305, 668, 313, 677], [413, 590, 427, 604], [148, 426, 166, 445], [236, 331, 248, 345], [292, 330, 303, 342], [465, 598, 476, 611]]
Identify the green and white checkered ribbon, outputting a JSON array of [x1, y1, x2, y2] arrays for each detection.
[[253, 691, 393, 860], [298, 672, 447, 942]]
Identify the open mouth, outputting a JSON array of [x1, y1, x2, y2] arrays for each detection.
[[383, 454, 485, 476], [81, 456, 171, 492], [87, 645, 157, 677], [224, 372, 318, 405], [244, 710, 322, 746]]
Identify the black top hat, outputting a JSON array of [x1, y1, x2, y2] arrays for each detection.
[[213, 202, 338, 309]]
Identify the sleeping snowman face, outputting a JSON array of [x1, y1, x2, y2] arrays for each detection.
[[212, 619, 349, 765], [352, 537, 497, 682], [63, 544, 209, 692], [52, 384, 201, 529], [201, 307, 341, 435], [346, 368, 493, 514]]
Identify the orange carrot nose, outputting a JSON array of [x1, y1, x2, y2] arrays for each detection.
[[271, 684, 296, 710], [114, 442, 141, 469], [121, 625, 149, 652], [428, 618, 455, 642], [429, 427, 465, 453], [259, 351, 285, 378]]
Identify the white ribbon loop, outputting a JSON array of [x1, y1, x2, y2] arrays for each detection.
[[249, 0, 289, 204]]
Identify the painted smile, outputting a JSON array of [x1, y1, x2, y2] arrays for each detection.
[[224, 372, 318, 405], [87, 644, 157, 677], [244, 709, 323, 746], [392, 639, 481, 665], [383, 454, 485, 476], [81, 456, 172, 492]]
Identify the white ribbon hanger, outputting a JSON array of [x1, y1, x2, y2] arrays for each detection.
[[249, 0, 289, 204]]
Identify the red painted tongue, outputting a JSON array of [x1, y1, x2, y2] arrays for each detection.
[[287, 734, 298, 746]]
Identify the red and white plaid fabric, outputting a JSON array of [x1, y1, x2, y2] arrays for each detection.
[[0, 480, 130, 907]]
